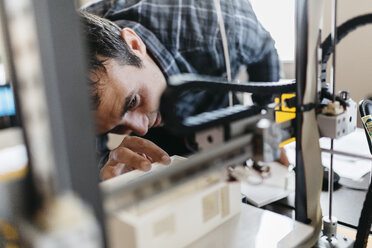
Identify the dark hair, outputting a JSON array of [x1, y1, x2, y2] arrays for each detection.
[[79, 11, 143, 108]]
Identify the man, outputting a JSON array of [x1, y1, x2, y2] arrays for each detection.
[[81, 0, 280, 180]]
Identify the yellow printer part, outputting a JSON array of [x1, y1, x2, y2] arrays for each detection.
[[275, 93, 296, 147]]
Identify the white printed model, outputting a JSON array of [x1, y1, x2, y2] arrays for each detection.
[[102, 156, 241, 248]]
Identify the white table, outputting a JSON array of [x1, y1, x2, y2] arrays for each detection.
[[188, 203, 314, 248]]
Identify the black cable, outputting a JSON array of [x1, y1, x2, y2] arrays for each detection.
[[321, 14, 372, 83], [355, 100, 372, 248], [354, 183, 372, 248]]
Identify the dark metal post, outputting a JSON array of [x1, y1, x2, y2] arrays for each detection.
[[1, 0, 107, 245], [295, 0, 309, 223]]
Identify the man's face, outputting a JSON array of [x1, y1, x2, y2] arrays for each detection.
[[93, 58, 167, 136]]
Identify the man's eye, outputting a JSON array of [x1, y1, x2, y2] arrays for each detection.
[[128, 96, 137, 109]]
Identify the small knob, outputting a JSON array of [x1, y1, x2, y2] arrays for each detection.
[[338, 90, 350, 101]]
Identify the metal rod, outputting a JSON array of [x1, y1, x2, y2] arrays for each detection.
[[331, 0, 337, 101], [213, 0, 233, 106], [294, 0, 308, 223], [315, 30, 321, 106], [329, 139, 334, 220], [328, 0, 338, 223], [330, 0, 338, 212], [321, 148, 372, 161]]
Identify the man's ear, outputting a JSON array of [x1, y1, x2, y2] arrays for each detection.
[[121, 28, 147, 58]]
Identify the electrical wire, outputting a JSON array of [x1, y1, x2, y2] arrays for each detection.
[[213, 0, 233, 106], [184, 136, 197, 153]]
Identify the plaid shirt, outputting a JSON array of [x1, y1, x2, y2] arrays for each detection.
[[85, 0, 280, 166]]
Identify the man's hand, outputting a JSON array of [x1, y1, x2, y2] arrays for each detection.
[[100, 136, 171, 181], [276, 147, 290, 167]]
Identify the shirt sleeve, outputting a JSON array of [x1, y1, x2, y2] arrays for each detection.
[[246, 45, 280, 82]]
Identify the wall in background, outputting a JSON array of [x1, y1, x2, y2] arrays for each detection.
[[322, 0, 372, 127], [250, 0, 295, 62]]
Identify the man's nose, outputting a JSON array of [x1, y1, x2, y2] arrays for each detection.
[[121, 112, 149, 136]]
